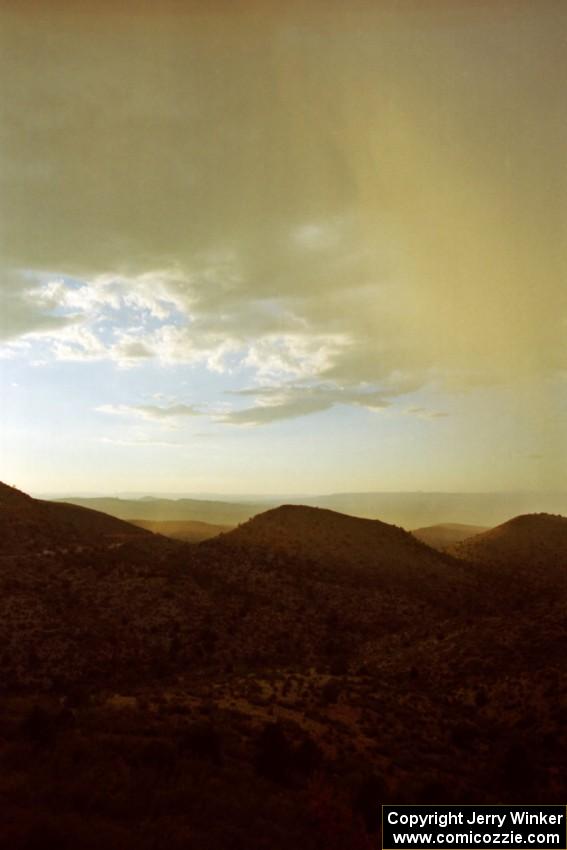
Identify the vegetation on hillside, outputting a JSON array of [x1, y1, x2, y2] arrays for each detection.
[[1, 487, 567, 847]]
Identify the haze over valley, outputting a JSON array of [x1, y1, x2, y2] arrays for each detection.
[[52, 489, 567, 532]]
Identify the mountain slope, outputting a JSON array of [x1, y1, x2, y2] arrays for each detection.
[[0, 494, 470, 688], [3, 486, 567, 817], [0, 482, 149, 555], [450, 513, 567, 568], [412, 523, 489, 550], [216, 504, 464, 592]]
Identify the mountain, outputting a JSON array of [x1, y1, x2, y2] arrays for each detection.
[[450, 512, 567, 572], [57, 495, 270, 526], [2, 487, 567, 846], [0, 495, 468, 690], [412, 522, 489, 550], [0, 482, 149, 555], [296, 491, 567, 528], [131, 518, 232, 542], [57, 490, 567, 529], [216, 504, 464, 593]]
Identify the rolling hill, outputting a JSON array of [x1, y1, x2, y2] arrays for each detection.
[[0, 493, 468, 689], [2, 486, 567, 846], [214, 504, 466, 594], [0, 482, 149, 555], [450, 512, 567, 571], [412, 523, 489, 550]]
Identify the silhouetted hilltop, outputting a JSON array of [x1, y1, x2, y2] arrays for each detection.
[[412, 522, 489, 550], [0, 492, 455, 690], [0, 481, 33, 504], [2, 483, 567, 834], [217, 504, 462, 590], [0, 481, 149, 555], [451, 513, 567, 569]]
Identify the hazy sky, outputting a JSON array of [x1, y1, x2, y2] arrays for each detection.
[[0, 0, 565, 495]]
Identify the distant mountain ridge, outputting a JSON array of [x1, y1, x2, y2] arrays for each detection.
[[57, 490, 567, 529], [299, 492, 567, 528], [57, 496, 270, 526]]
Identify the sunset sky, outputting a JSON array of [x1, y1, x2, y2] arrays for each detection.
[[0, 1, 565, 496]]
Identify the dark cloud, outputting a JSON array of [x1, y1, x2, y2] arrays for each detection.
[[1, 3, 565, 414]]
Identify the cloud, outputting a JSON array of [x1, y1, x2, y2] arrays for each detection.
[[50, 325, 108, 362], [4, 266, 355, 380], [218, 384, 390, 426], [215, 386, 450, 427], [405, 407, 448, 421], [220, 396, 331, 426], [0, 4, 565, 413], [98, 437, 182, 448], [115, 341, 153, 360], [96, 403, 202, 423], [0, 271, 78, 342], [93, 384, 397, 429]]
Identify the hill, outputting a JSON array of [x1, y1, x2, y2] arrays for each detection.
[[412, 523, 489, 550], [450, 513, 567, 567], [57, 495, 269, 525], [0, 497, 468, 690], [0, 482, 149, 555], [216, 504, 465, 595], [131, 518, 232, 542], [2, 488, 567, 846], [57, 490, 567, 529]]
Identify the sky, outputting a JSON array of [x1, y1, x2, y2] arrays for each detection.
[[0, 0, 565, 496]]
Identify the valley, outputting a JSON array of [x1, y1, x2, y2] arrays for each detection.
[[1, 482, 567, 848]]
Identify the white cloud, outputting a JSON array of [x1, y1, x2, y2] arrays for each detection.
[[50, 325, 107, 362]]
